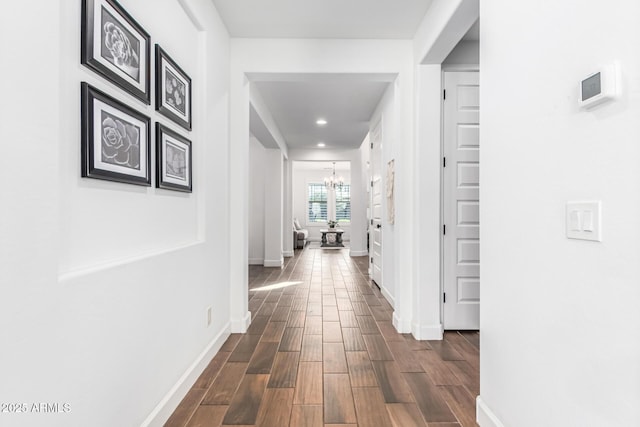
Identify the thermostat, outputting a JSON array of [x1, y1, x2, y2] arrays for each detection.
[[579, 64, 617, 109]]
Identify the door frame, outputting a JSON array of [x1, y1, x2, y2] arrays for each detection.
[[440, 66, 480, 329], [411, 0, 478, 340], [368, 118, 383, 288]]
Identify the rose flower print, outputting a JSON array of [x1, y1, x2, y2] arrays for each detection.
[[104, 22, 139, 79], [165, 72, 186, 114], [102, 116, 140, 169]]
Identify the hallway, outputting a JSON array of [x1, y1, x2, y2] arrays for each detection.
[[166, 248, 479, 427]]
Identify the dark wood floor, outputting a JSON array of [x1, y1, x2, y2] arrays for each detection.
[[166, 246, 479, 427]]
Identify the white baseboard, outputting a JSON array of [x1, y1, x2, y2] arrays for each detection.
[[230, 311, 251, 333], [264, 258, 284, 268], [349, 250, 368, 256], [392, 312, 412, 333], [380, 286, 395, 308], [248, 258, 263, 265], [283, 250, 294, 257], [411, 322, 443, 340], [477, 396, 505, 427], [141, 323, 230, 427]]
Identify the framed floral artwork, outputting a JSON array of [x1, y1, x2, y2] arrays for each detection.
[[81, 82, 151, 186], [81, 0, 151, 104], [155, 45, 192, 130], [156, 123, 192, 192]]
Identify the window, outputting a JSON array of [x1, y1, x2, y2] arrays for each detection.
[[335, 185, 351, 223], [308, 184, 327, 223], [307, 183, 350, 224]]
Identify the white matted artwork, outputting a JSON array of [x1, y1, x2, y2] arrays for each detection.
[[155, 45, 192, 131], [155, 123, 192, 192], [81, 82, 151, 186], [386, 159, 395, 224], [81, 0, 151, 103]]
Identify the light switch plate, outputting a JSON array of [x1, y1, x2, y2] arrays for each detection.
[[566, 201, 601, 241]]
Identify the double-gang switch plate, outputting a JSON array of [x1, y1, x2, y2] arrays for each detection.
[[566, 201, 602, 242]]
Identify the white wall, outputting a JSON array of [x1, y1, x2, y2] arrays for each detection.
[[443, 40, 479, 65], [229, 41, 415, 312], [263, 149, 284, 267], [250, 85, 289, 157], [478, 1, 640, 426], [360, 133, 372, 249], [414, 0, 479, 64], [410, 0, 479, 341], [411, 64, 444, 340], [292, 167, 352, 242], [368, 84, 397, 308], [283, 158, 294, 257], [0, 0, 232, 426], [249, 138, 286, 266], [229, 39, 416, 333], [249, 136, 266, 264], [359, 136, 371, 264], [289, 148, 372, 257]]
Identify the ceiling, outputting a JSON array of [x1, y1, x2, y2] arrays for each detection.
[[463, 20, 480, 41], [226, 1, 474, 154], [293, 161, 350, 172], [253, 76, 390, 150], [249, 105, 279, 149], [211, 0, 435, 39]]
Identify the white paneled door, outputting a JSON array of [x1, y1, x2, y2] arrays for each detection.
[[443, 71, 480, 330], [370, 120, 383, 287]]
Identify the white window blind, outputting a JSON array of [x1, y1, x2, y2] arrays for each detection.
[[308, 184, 327, 223], [335, 185, 351, 223]]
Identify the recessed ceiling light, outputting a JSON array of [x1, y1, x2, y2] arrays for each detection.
[[317, 142, 326, 148], [316, 119, 327, 126]]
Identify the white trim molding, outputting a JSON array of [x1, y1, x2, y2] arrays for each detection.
[[264, 258, 284, 268], [248, 258, 264, 265], [283, 250, 294, 257], [392, 312, 412, 334], [230, 311, 251, 333], [476, 396, 506, 427], [58, 240, 205, 283], [441, 63, 480, 72], [381, 286, 395, 308], [349, 249, 368, 257], [411, 321, 443, 340], [141, 323, 230, 427]]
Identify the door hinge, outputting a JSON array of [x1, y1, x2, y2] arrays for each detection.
[[370, 180, 373, 187], [443, 293, 446, 303], [443, 157, 446, 168], [443, 224, 446, 235], [370, 219, 373, 225], [370, 142, 373, 149], [370, 257, 374, 264], [443, 89, 446, 100]]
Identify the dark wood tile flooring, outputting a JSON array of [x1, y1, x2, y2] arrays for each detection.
[[166, 247, 479, 427]]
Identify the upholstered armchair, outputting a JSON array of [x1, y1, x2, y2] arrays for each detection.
[[293, 218, 308, 249]]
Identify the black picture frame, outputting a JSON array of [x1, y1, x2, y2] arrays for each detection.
[[155, 45, 192, 131], [81, 82, 151, 186], [81, 0, 151, 104], [156, 123, 193, 192]]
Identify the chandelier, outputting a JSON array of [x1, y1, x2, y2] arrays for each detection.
[[324, 162, 344, 190]]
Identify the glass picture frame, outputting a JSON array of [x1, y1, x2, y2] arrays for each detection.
[[81, 82, 151, 186], [81, 0, 151, 104], [156, 123, 192, 192], [155, 45, 192, 131]]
